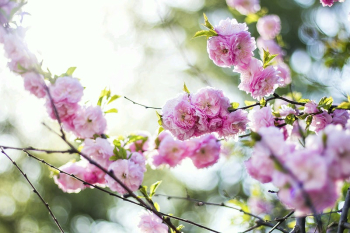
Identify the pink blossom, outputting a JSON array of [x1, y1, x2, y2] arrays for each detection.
[[84, 163, 106, 186], [130, 152, 147, 172], [193, 110, 210, 136], [127, 131, 153, 153], [138, 211, 168, 233], [322, 125, 350, 179], [257, 37, 284, 62], [320, 0, 343, 7], [192, 87, 224, 118], [72, 106, 107, 139], [3, 33, 38, 72], [221, 110, 248, 137], [226, 0, 261, 15], [310, 111, 332, 133], [153, 136, 188, 167], [215, 18, 247, 36], [187, 134, 221, 169], [247, 197, 272, 215], [173, 99, 196, 129], [331, 109, 349, 128], [257, 15, 281, 39], [207, 36, 235, 67], [0, 1, 18, 24], [248, 106, 275, 132], [22, 72, 46, 98], [245, 156, 273, 183], [54, 161, 86, 193], [276, 62, 291, 86], [304, 101, 318, 114], [81, 138, 114, 168], [207, 31, 256, 68], [105, 159, 144, 194], [279, 105, 296, 117], [50, 77, 84, 104], [286, 149, 328, 191], [45, 98, 80, 122], [236, 58, 281, 99]]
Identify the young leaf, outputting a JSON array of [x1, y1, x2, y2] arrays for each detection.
[[156, 111, 163, 126], [230, 102, 240, 109], [158, 126, 164, 135], [259, 97, 266, 106], [139, 186, 149, 199], [104, 108, 118, 114], [154, 202, 160, 212], [193, 29, 218, 39], [149, 181, 162, 198], [66, 67, 76, 76], [337, 102, 350, 110], [107, 94, 120, 104], [109, 155, 118, 161], [202, 13, 214, 30], [250, 131, 262, 141], [183, 83, 190, 94], [285, 114, 296, 125], [306, 115, 313, 130], [244, 100, 257, 106], [262, 49, 278, 68], [318, 97, 333, 110]]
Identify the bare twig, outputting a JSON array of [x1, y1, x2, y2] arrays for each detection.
[[23, 150, 219, 233], [0, 148, 65, 233], [268, 211, 294, 233], [124, 96, 162, 110]]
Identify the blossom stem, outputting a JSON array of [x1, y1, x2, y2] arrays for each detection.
[[124, 96, 162, 110]]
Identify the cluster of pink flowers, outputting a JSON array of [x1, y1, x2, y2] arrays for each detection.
[[320, 0, 344, 7], [205, 17, 290, 100], [208, 18, 256, 68], [226, 0, 260, 15], [54, 137, 147, 194], [162, 87, 248, 140], [153, 131, 221, 169], [245, 124, 350, 215]]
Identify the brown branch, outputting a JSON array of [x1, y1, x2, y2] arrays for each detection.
[[0, 147, 65, 233], [337, 188, 350, 233], [23, 150, 219, 233], [290, 217, 306, 233], [0, 145, 74, 154], [268, 211, 294, 233]]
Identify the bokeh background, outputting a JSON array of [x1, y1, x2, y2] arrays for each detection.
[[0, 0, 350, 232]]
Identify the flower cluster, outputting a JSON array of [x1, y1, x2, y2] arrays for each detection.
[[245, 124, 350, 215], [138, 211, 168, 233], [204, 17, 289, 100], [226, 0, 260, 15], [161, 87, 248, 140], [54, 137, 147, 194], [153, 131, 221, 169]]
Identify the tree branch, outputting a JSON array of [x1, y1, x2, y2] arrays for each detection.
[[337, 188, 350, 233], [0, 148, 65, 233], [124, 96, 162, 110], [290, 217, 306, 233]]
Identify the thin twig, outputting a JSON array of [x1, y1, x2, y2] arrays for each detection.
[[124, 96, 162, 110], [290, 217, 306, 233], [0, 145, 73, 154], [268, 211, 294, 233], [23, 150, 219, 233], [0, 148, 65, 233]]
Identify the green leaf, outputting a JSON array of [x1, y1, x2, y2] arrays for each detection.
[[154, 202, 160, 211], [109, 155, 118, 161], [318, 97, 333, 110], [104, 108, 118, 114], [306, 116, 313, 130], [296, 113, 309, 120], [149, 181, 162, 198], [139, 186, 149, 199], [230, 102, 240, 109], [260, 97, 266, 106], [113, 139, 122, 147], [337, 102, 350, 110], [244, 100, 257, 107], [158, 126, 164, 135], [272, 112, 281, 117], [241, 140, 256, 147], [262, 49, 278, 68], [97, 88, 111, 106], [177, 225, 185, 231], [298, 99, 310, 104], [285, 114, 296, 125], [202, 13, 214, 30], [156, 111, 163, 126], [250, 131, 262, 141], [127, 135, 147, 145], [107, 95, 120, 104], [183, 83, 190, 94], [245, 13, 259, 24], [66, 67, 76, 76], [193, 29, 218, 39]]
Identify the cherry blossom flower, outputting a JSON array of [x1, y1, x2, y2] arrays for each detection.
[[22, 72, 46, 98], [82, 138, 114, 168], [248, 106, 275, 132], [226, 0, 261, 15], [257, 15, 281, 39], [138, 211, 168, 233], [54, 161, 86, 193]]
